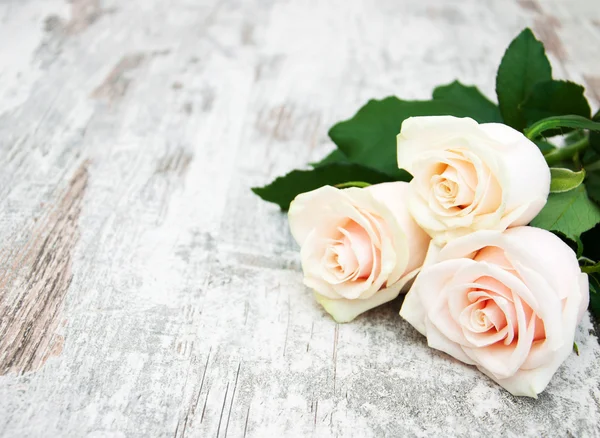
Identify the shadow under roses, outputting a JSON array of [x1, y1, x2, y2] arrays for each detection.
[[350, 292, 599, 406], [330, 294, 595, 436]]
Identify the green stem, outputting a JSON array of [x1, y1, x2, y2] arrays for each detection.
[[525, 115, 600, 139], [526, 118, 558, 140], [543, 135, 589, 166]]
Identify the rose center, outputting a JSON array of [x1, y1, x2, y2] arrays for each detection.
[[324, 220, 374, 282], [430, 163, 476, 210], [434, 177, 458, 199], [473, 308, 492, 330]]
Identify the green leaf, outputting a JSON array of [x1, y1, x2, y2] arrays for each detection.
[[550, 168, 586, 193], [496, 28, 552, 131], [432, 81, 503, 123], [590, 272, 600, 295], [575, 235, 584, 258], [582, 147, 600, 166], [522, 80, 591, 135], [581, 262, 600, 274], [525, 115, 600, 140], [530, 184, 600, 242], [329, 97, 487, 178], [585, 170, 600, 205], [251, 163, 397, 210], [310, 149, 349, 167], [590, 110, 600, 154]]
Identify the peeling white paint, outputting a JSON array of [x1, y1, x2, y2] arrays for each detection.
[[0, 0, 600, 437]]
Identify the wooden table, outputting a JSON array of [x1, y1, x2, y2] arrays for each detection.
[[1, 0, 600, 436]]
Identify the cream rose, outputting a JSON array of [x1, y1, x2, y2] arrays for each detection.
[[288, 182, 430, 323], [400, 226, 589, 397], [397, 116, 550, 244]]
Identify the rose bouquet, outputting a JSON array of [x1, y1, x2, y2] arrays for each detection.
[[252, 29, 600, 397]]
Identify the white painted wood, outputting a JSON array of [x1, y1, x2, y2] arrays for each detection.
[[1, 0, 600, 436]]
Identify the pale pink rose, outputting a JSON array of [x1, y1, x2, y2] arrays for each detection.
[[400, 226, 589, 397], [288, 182, 430, 323], [397, 116, 550, 244]]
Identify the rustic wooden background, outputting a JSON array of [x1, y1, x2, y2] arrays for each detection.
[[1, 0, 600, 436]]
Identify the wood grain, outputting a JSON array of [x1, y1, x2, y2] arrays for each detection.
[[0, 162, 88, 376], [0, 0, 599, 437]]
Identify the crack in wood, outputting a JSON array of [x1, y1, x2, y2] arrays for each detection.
[[216, 382, 230, 438], [224, 362, 242, 437], [306, 321, 314, 353], [180, 412, 190, 438], [242, 404, 251, 438], [283, 294, 290, 357], [155, 149, 193, 177], [243, 301, 249, 326], [193, 347, 212, 414], [333, 324, 339, 394], [200, 387, 211, 424]]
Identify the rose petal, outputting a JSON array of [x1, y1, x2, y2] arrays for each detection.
[[425, 318, 477, 365]]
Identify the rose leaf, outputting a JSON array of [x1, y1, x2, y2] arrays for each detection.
[[550, 168, 586, 193], [496, 28, 552, 131], [310, 149, 349, 167], [530, 184, 600, 242], [522, 80, 591, 136], [589, 110, 600, 154], [251, 163, 398, 211], [585, 170, 600, 205], [432, 81, 503, 123]]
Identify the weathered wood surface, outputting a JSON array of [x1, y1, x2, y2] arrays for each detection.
[[1, 0, 600, 436]]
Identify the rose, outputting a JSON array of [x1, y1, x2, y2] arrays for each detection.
[[400, 226, 589, 397], [288, 182, 430, 323], [397, 116, 550, 244]]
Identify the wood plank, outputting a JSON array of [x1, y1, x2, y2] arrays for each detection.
[[0, 0, 599, 436]]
